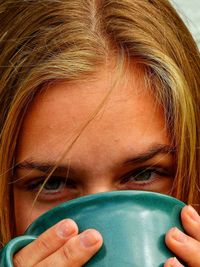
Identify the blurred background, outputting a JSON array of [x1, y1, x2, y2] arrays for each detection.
[[172, 0, 200, 48]]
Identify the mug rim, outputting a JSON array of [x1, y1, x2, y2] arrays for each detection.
[[25, 190, 185, 234]]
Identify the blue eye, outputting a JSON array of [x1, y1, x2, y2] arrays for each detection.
[[43, 178, 64, 191], [131, 170, 154, 182], [121, 168, 167, 185], [26, 177, 76, 192]]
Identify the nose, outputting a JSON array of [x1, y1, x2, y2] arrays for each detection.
[[81, 183, 116, 196]]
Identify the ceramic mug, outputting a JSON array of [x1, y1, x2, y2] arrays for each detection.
[[0, 190, 185, 266]]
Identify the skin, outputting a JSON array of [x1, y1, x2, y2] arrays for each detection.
[[13, 66, 200, 266]]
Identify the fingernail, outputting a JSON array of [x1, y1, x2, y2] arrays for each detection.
[[56, 219, 77, 239], [186, 205, 200, 222], [170, 257, 183, 267], [80, 229, 101, 248], [170, 227, 186, 243]]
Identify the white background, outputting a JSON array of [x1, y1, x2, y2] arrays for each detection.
[[171, 0, 200, 48]]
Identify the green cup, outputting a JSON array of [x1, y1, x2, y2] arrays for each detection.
[[0, 191, 185, 266]]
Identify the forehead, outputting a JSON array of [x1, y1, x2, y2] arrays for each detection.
[[16, 66, 169, 167]]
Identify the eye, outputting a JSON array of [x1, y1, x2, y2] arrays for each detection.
[[120, 168, 170, 185], [26, 176, 77, 193]]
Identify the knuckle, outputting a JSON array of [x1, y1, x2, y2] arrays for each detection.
[[62, 244, 72, 261], [62, 243, 79, 264], [13, 253, 26, 267], [36, 235, 52, 253]]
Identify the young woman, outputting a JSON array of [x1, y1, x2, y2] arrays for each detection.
[[0, 0, 200, 266]]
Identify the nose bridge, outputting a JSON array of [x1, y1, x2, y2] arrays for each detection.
[[82, 178, 116, 196]]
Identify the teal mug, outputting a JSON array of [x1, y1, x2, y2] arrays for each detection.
[[0, 191, 185, 266]]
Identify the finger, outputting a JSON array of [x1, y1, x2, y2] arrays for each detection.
[[181, 205, 200, 241], [165, 227, 200, 267], [36, 229, 103, 267], [164, 257, 184, 267], [14, 219, 78, 267]]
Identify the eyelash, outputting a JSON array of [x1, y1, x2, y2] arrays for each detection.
[[23, 167, 171, 193], [120, 167, 171, 186], [25, 177, 76, 193]]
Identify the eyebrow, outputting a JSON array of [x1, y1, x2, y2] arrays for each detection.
[[15, 144, 175, 173], [15, 161, 71, 174], [123, 144, 175, 165]]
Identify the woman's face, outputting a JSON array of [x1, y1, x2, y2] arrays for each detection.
[[14, 66, 175, 235]]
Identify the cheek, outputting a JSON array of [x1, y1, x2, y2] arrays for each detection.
[[14, 188, 43, 235], [13, 187, 65, 235]]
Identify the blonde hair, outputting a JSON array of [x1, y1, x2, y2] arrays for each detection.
[[0, 0, 199, 245]]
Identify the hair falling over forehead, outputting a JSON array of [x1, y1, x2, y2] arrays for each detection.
[[0, 0, 200, 244]]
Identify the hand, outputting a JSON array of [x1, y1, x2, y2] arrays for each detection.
[[13, 219, 103, 267], [165, 205, 200, 267]]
